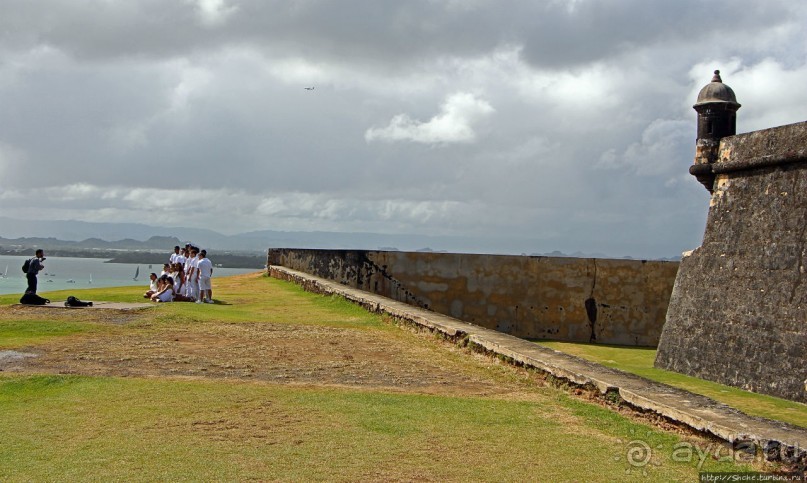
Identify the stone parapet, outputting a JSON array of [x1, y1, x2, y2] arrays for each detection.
[[268, 249, 678, 346]]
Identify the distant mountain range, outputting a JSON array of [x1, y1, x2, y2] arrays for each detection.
[[0, 234, 185, 252], [0, 216, 681, 261], [0, 217, 254, 251], [0, 236, 186, 253]]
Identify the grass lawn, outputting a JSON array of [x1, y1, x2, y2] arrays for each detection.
[[0, 273, 775, 480], [0, 375, 748, 482], [535, 340, 807, 429]]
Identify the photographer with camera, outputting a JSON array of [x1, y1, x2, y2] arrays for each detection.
[[25, 249, 46, 294]]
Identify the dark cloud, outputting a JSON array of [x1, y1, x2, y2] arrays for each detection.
[[3, 1, 796, 66], [0, 0, 804, 257]]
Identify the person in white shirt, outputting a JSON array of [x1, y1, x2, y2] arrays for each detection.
[[172, 264, 195, 302], [176, 248, 187, 268], [150, 275, 174, 303], [196, 249, 214, 304], [186, 247, 200, 301], [143, 272, 159, 299], [169, 246, 181, 264], [171, 263, 184, 296]]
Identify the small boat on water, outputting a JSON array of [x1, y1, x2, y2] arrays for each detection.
[[66, 279, 76, 284], [89, 274, 93, 284], [1, 265, 7, 278], [133, 266, 140, 281]]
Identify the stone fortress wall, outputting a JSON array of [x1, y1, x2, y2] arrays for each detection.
[[655, 71, 807, 403], [268, 249, 678, 347], [656, 120, 807, 403]]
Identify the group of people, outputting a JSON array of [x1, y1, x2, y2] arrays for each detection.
[[144, 245, 214, 304]]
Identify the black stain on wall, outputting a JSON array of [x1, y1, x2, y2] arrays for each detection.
[[585, 297, 597, 342]]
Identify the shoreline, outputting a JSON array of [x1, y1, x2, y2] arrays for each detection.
[[0, 249, 264, 269]]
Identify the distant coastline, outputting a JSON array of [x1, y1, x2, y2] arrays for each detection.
[[0, 236, 264, 269], [0, 248, 264, 269]]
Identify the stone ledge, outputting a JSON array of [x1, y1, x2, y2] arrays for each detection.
[[715, 120, 807, 174], [268, 265, 807, 463], [712, 153, 807, 174]]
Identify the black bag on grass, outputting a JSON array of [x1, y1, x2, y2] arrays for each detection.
[[20, 293, 50, 305], [65, 296, 93, 307]]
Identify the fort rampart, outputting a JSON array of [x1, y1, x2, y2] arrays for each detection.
[[656, 120, 807, 403], [267, 72, 807, 404], [267, 249, 678, 346]]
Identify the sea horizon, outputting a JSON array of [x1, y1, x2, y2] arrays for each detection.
[[0, 254, 260, 296]]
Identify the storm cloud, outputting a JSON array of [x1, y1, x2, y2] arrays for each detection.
[[1, 0, 806, 257]]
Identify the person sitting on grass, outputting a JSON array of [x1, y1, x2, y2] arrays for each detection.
[[143, 273, 159, 299], [150, 275, 174, 303], [171, 263, 184, 296]]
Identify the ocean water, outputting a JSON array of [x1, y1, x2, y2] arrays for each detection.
[[0, 255, 261, 295]]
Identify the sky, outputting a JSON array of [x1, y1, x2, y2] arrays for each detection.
[[1, 0, 806, 258]]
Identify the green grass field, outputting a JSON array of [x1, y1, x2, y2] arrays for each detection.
[[535, 340, 807, 429], [0, 274, 776, 480]]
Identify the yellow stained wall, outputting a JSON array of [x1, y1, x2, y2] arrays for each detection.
[[268, 249, 679, 346]]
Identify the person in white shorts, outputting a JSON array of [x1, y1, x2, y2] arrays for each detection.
[[196, 249, 214, 304], [186, 247, 200, 301]]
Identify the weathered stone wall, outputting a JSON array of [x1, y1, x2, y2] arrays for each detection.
[[656, 121, 807, 403], [267, 249, 678, 346]]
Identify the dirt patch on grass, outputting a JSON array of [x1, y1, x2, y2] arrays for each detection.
[[2, 303, 147, 325], [6, 313, 523, 397]]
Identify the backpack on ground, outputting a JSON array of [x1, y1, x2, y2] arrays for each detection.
[[22, 258, 31, 273], [65, 296, 93, 307], [20, 293, 50, 305]]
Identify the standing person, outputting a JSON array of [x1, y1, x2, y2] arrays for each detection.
[[186, 247, 200, 301], [25, 249, 46, 294], [177, 247, 187, 268], [196, 250, 214, 304], [172, 263, 193, 302], [169, 246, 181, 264]]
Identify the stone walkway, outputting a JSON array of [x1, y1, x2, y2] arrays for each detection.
[[269, 266, 807, 462]]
